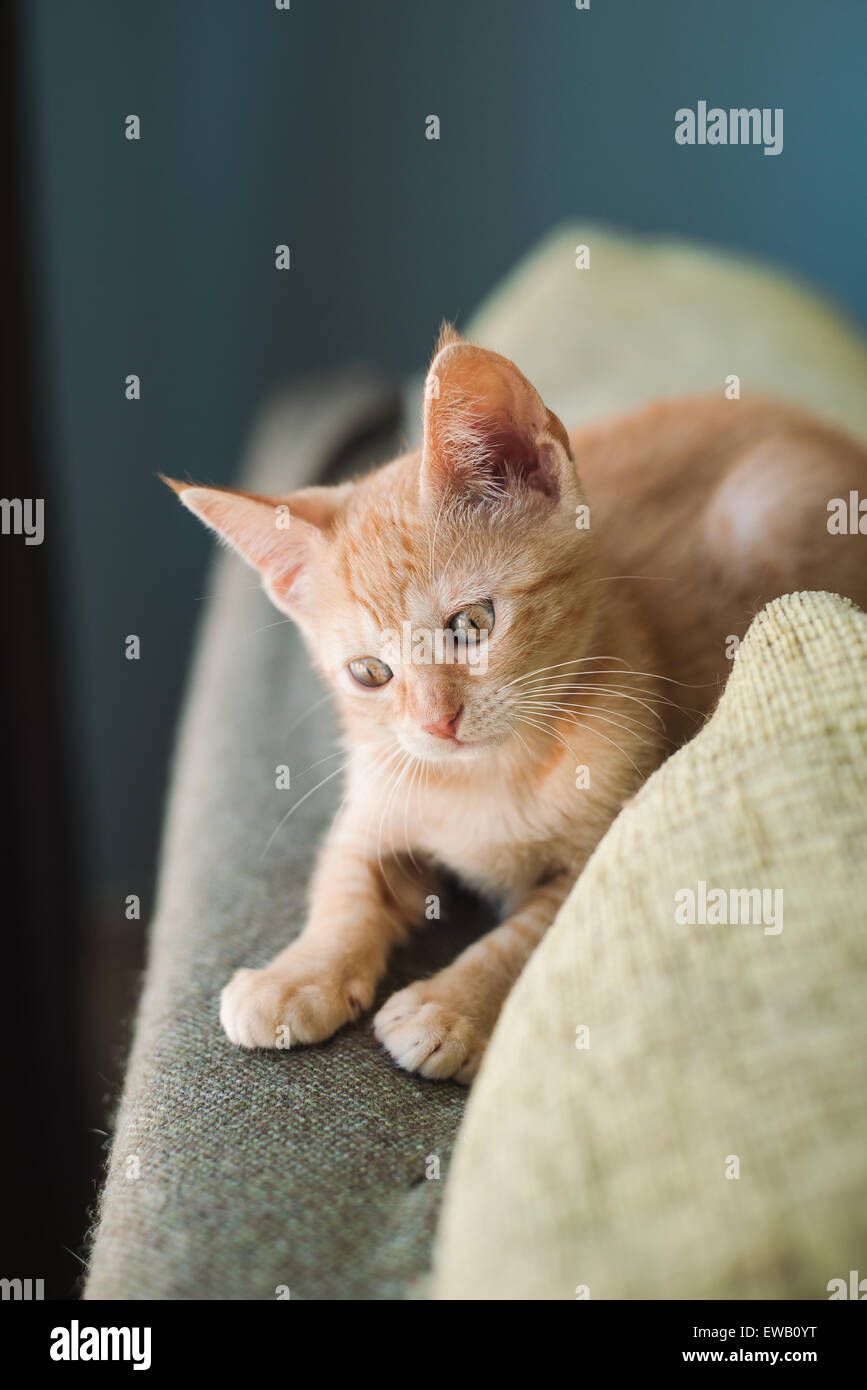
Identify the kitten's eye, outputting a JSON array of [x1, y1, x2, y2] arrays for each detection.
[[447, 600, 495, 635], [348, 656, 393, 688]]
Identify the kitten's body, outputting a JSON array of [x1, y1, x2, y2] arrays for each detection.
[[576, 395, 867, 707], [170, 338, 867, 1082]]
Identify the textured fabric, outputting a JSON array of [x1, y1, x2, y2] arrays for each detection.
[[433, 592, 867, 1301]]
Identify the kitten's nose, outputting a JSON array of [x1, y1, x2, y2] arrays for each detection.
[[422, 705, 464, 740]]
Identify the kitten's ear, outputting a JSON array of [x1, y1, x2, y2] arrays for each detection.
[[162, 478, 337, 611], [420, 333, 577, 505]]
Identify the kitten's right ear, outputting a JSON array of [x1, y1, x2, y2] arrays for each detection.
[[419, 335, 577, 507], [162, 477, 335, 611]]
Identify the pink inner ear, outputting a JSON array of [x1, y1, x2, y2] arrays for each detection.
[[175, 484, 323, 608], [470, 412, 559, 499], [422, 342, 566, 504], [266, 547, 307, 604], [433, 404, 559, 503]]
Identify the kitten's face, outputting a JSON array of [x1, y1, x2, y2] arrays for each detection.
[[169, 333, 593, 769], [302, 471, 592, 765]]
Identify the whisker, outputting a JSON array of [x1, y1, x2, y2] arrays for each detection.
[[520, 678, 703, 722], [512, 724, 537, 767], [416, 751, 428, 822], [403, 759, 422, 875], [328, 741, 402, 834], [246, 616, 297, 637], [285, 691, 334, 737], [589, 574, 678, 584], [513, 662, 716, 693], [293, 747, 347, 780], [516, 698, 660, 741], [376, 750, 414, 897], [514, 713, 580, 762], [261, 760, 350, 859], [517, 682, 675, 724], [522, 675, 670, 699], [517, 707, 646, 781], [502, 656, 631, 689], [438, 533, 464, 585], [368, 745, 408, 851]]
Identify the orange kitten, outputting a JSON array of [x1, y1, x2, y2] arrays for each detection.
[[167, 330, 867, 1083]]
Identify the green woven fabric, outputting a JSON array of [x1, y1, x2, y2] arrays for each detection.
[[433, 592, 867, 1300]]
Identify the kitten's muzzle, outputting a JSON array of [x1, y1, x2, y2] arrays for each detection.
[[422, 704, 464, 741]]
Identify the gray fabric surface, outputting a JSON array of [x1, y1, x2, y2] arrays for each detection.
[[85, 377, 476, 1300]]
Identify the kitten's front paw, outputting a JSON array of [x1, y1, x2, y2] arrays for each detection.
[[373, 983, 489, 1084], [220, 954, 375, 1050]]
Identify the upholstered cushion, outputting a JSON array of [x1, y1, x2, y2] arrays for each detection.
[[468, 222, 867, 440], [433, 591, 867, 1300]]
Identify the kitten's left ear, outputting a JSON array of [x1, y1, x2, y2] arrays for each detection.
[[420, 334, 578, 506], [162, 478, 340, 612]]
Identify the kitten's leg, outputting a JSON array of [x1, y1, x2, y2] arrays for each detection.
[[220, 816, 426, 1050], [374, 871, 573, 1084]]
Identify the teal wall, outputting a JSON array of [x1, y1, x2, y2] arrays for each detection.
[[18, 0, 867, 908]]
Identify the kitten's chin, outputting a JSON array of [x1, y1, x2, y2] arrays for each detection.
[[397, 732, 493, 764]]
